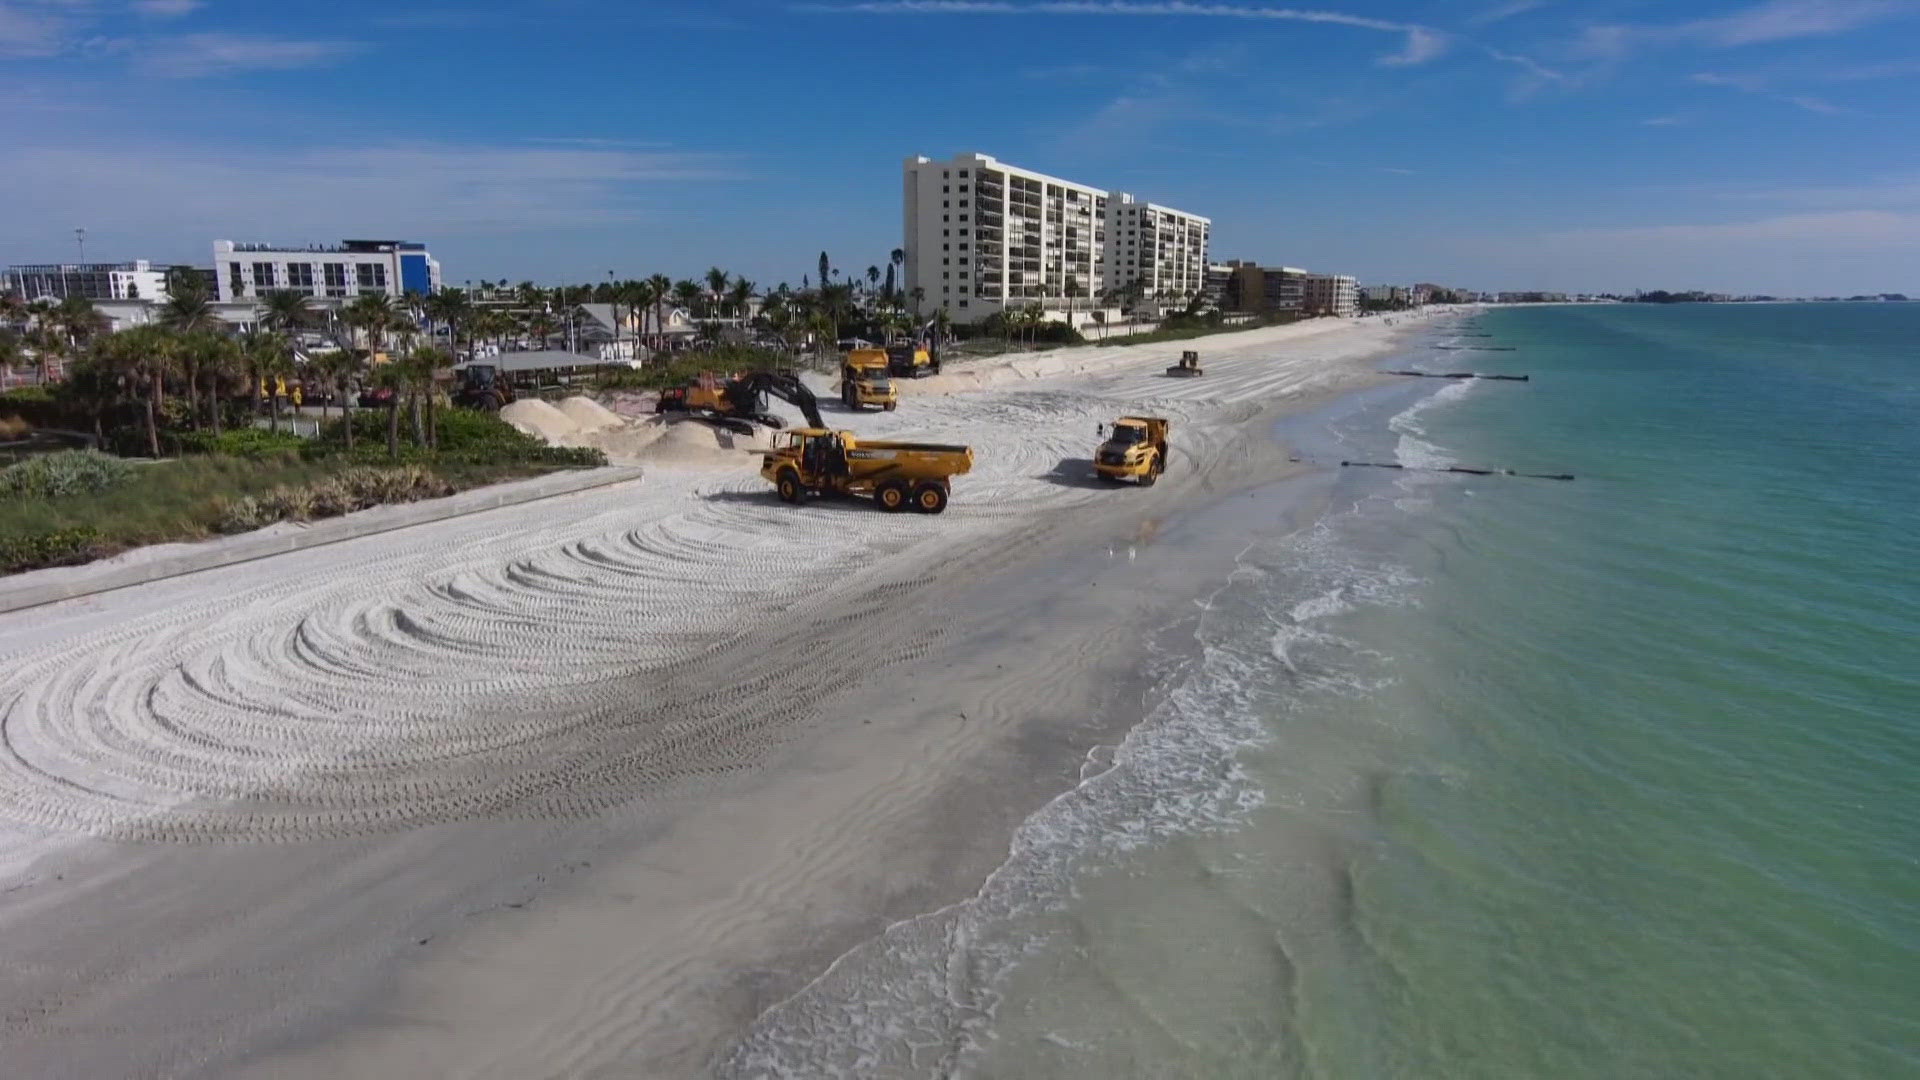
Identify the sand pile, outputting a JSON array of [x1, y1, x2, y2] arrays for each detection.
[[501, 399, 580, 442], [557, 396, 624, 432], [633, 417, 771, 467]]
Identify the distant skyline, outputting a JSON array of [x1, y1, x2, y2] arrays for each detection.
[[2, 0, 1916, 294]]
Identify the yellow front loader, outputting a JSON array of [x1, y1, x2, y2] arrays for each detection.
[[761, 428, 972, 513]]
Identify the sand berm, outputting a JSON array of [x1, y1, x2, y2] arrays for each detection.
[[0, 314, 1434, 1078]]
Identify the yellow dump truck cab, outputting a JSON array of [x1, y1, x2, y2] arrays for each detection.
[[761, 428, 973, 513], [840, 350, 898, 411], [1094, 416, 1170, 485]]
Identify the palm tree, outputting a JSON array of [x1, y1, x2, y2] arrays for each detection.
[[183, 330, 240, 436], [55, 293, 107, 351], [374, 360, 408, 460], [704, 267, 730, 317], [728, 278, 756, 323], [672, 279, 703, 317], [890, 248, 905, 293], [646, 273, 673, 350], [866, 265, 880, 296], [344, 293, 396, 356], [242, 329, 293, 434], [909, 286, 926, 320], [97, 325, 176, 457], [259, 289, 315, 336], [818, 252, 831, 290]]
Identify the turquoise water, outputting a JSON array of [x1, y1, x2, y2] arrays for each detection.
[[966, 304, 1920, 1077], [727, 304, 1920, 1077]]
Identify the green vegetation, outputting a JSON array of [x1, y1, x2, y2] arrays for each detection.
[[1096, 312, 1286, 347], [0, 450, 136, 499], [214, 466, 456, 533]]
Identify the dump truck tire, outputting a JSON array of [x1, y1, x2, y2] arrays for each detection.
[[913, 482, 949, 515], [1140, 454, 1159, 486], [884, 402, 897, 411], [777, 470, 804, 504], [876, 480, 909, 512]]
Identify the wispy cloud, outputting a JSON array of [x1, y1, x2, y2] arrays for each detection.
[[132, 0, 203, 17], [132, 33, 363, 77], [801, 1, 1453, 67], [0, 0, 76, 56], [1692, 70, 1844, 113], [1577, 0, 1909, 60], [1641, 114, 1687, 126], [0, 142, 745, 244], [1686, 0, 1903, 47], [1470, 0, 1545, 25]]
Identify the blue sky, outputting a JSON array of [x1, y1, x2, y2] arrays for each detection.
[[3, 0, 1917, 294]]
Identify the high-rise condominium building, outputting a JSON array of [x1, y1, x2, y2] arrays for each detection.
[[212, 239, 440, 303], [903, 152, 1208, 321]]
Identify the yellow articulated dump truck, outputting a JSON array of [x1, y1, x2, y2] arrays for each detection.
[[840, 349, 898, 411], [1094, 416, 1170, 485], [761, 428, 973, 513]]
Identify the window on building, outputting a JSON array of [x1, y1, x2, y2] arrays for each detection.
[[228, 262, 244, 296], [286, 263, 315, 289], [943, 200, 949, 208], [943, 215, 949, 222], [251, 262, 276, 289], [959, 299, 968, 307]]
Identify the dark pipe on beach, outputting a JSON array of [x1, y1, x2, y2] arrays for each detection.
[[1384, 370, 1530, 381], [1340, 460, 1574, 481]]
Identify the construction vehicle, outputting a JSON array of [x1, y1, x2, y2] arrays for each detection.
[[452, 363, 517, 411], [840, 349, 898, 411], [761, 429, 972, 513], [886, 342, 940, 378], [1094, 416, 1170, 485], [657, 369, 824, 434], [1166, 350, 1203, 377]]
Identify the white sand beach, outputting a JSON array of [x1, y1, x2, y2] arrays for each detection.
[[0, 312, 1444, 1078]]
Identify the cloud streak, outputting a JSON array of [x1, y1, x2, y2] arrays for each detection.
[[801, 1, 1452, 67], [132, 33, 364, 77], [1578, 0, 1909, 59], [0, 142, 746, 256], [1692, 70, 1843, 114]]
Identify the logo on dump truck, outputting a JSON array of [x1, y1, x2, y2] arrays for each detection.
[[846, 449, 898, 460]]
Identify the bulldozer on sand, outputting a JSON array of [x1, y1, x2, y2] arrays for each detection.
[[451, 363, 516, 411], [887, 342, 940, 378], [657, 370, 824, 435], [1094, 416, 1170, 485], [761, 429, 972, 514], [1165, 350, 1203, 377], [840, 348, 899, 411]]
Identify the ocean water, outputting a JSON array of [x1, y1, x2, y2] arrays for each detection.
[[729, 304, 1920, 1078]]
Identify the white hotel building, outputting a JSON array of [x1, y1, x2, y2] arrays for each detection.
[[903, 152, 1209, 322], [213, 239, 441, 304]]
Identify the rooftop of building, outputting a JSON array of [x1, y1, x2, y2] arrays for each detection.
[[215, 240, 429, 254]]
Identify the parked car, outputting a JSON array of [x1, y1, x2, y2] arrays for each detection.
[[357, 386, 396, 409]]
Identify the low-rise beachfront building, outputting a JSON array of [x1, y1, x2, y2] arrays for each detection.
[[5, 260, 186, 303], [1303, 274, 1358, 317], [213, 239, 441, 303], [1362, 284, 1413, 307], [902, 151, 1208, 323]]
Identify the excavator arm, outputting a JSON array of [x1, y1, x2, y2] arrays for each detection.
[[728, 370, 825, 429]]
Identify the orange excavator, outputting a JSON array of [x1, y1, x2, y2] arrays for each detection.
[[656, 370, 824, 435]]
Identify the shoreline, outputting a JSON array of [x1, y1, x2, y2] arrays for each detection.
[[0, 311, 1449, 1078]]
